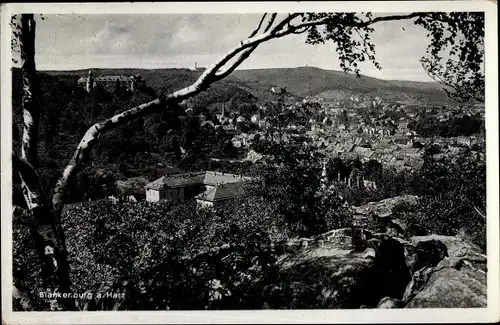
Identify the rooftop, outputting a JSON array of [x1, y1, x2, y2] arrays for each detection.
[[195, 182, 248, 202], [95, 75, 135, 82], [145, 171, 252, 190]]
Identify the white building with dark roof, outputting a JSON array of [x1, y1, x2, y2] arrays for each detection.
[[145, 171, 252, 208]]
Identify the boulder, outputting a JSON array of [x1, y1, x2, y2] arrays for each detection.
[[404, 259, 486, 308], [411, 239, 448, 272], [402, 235, 487, 308], [352, 195, 419, 234], [377, 296, 405, 308], [410, 234, 484, 258], [271, 230, 411, 309], [352, 195, 419, 219], [410, 235, 486, 270]]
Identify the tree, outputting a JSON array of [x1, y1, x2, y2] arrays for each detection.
[[11, 12, 485, 310], [397, 144, 486, 250], [418, 13, 485, 102]]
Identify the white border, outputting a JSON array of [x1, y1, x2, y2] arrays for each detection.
[[1, 2, 498, 324]]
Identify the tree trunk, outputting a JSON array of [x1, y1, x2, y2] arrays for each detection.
[[16, 14, 74, 311]]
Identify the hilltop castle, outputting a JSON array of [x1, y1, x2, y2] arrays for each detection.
[[77, 70, 145, 93]]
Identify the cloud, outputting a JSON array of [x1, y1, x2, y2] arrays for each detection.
[[86, 21, 135, 55], [34, 14, 436, 81]]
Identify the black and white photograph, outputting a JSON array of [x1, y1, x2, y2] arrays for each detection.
[[1, 1, 498, 324]]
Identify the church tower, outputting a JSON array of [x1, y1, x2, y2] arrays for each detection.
[[86, 70, 94, 93], [321, 159, 328, 189]]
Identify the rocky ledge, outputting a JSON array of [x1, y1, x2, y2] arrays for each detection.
[[272, 228, 486, 309]]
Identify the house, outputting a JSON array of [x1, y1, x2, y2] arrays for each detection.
[[195, 181, 248, 209], [270, 86, 286, 94], [145, 171, 252, 207], [354, 137, 371, 148], [393, 136, 412, 146], [353, 146, 375, 161], [78, 70, 144, 93]]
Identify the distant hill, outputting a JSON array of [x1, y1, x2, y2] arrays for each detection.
[[42, 66, 455, 105], [228, 67, 454, 105]]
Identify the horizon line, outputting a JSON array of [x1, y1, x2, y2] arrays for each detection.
[[34, 65, 439, 84]]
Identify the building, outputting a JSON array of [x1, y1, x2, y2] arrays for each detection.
[[195, 181, 248, 209], [78, 70, 144, 93], [144, 171, 252, 208], [215, 102, 229, 124], [194, 62, 207, 72]]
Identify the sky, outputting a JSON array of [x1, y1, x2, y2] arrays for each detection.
[[31, 13, 434, 82]]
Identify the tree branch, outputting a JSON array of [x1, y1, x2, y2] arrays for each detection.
[[263, 13, 278, 32], [12, 151, 42, 211], [362, 13, 424, 26], [215, 46, 258, 80], [283, 12, 425, 34], [51, 98, 164, 217], [50, 16, 303, 215], [472, 205, 486, 220], [249, 13, 267, 38]]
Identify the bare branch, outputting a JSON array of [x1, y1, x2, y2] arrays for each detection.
[[51, 97, 164, 217], [215, 47, 258, 80], [249, 13, 267, 38], [269, 13, 302, 34], [263, 13, 278, 32], [472, 205, 486, 220]]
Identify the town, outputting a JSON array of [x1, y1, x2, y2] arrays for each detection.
[[76, 73, 484, 208]]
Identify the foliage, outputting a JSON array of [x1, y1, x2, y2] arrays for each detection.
[[248, 99, 353, 236], [416, 12, 485, 102], [408, 113, 484, 137], [304, 13, 381, 75], [14, 198, 290, 310], [63, 199, 287, 309], [393, 145, 486, 250]]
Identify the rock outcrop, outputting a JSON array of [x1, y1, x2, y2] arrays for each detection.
[[352, 195, 419, 235], [403, 257, 487, 308], [271, 228, 411, 309], [402, 235, 487, 308], [272, 227, 486, 309]]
